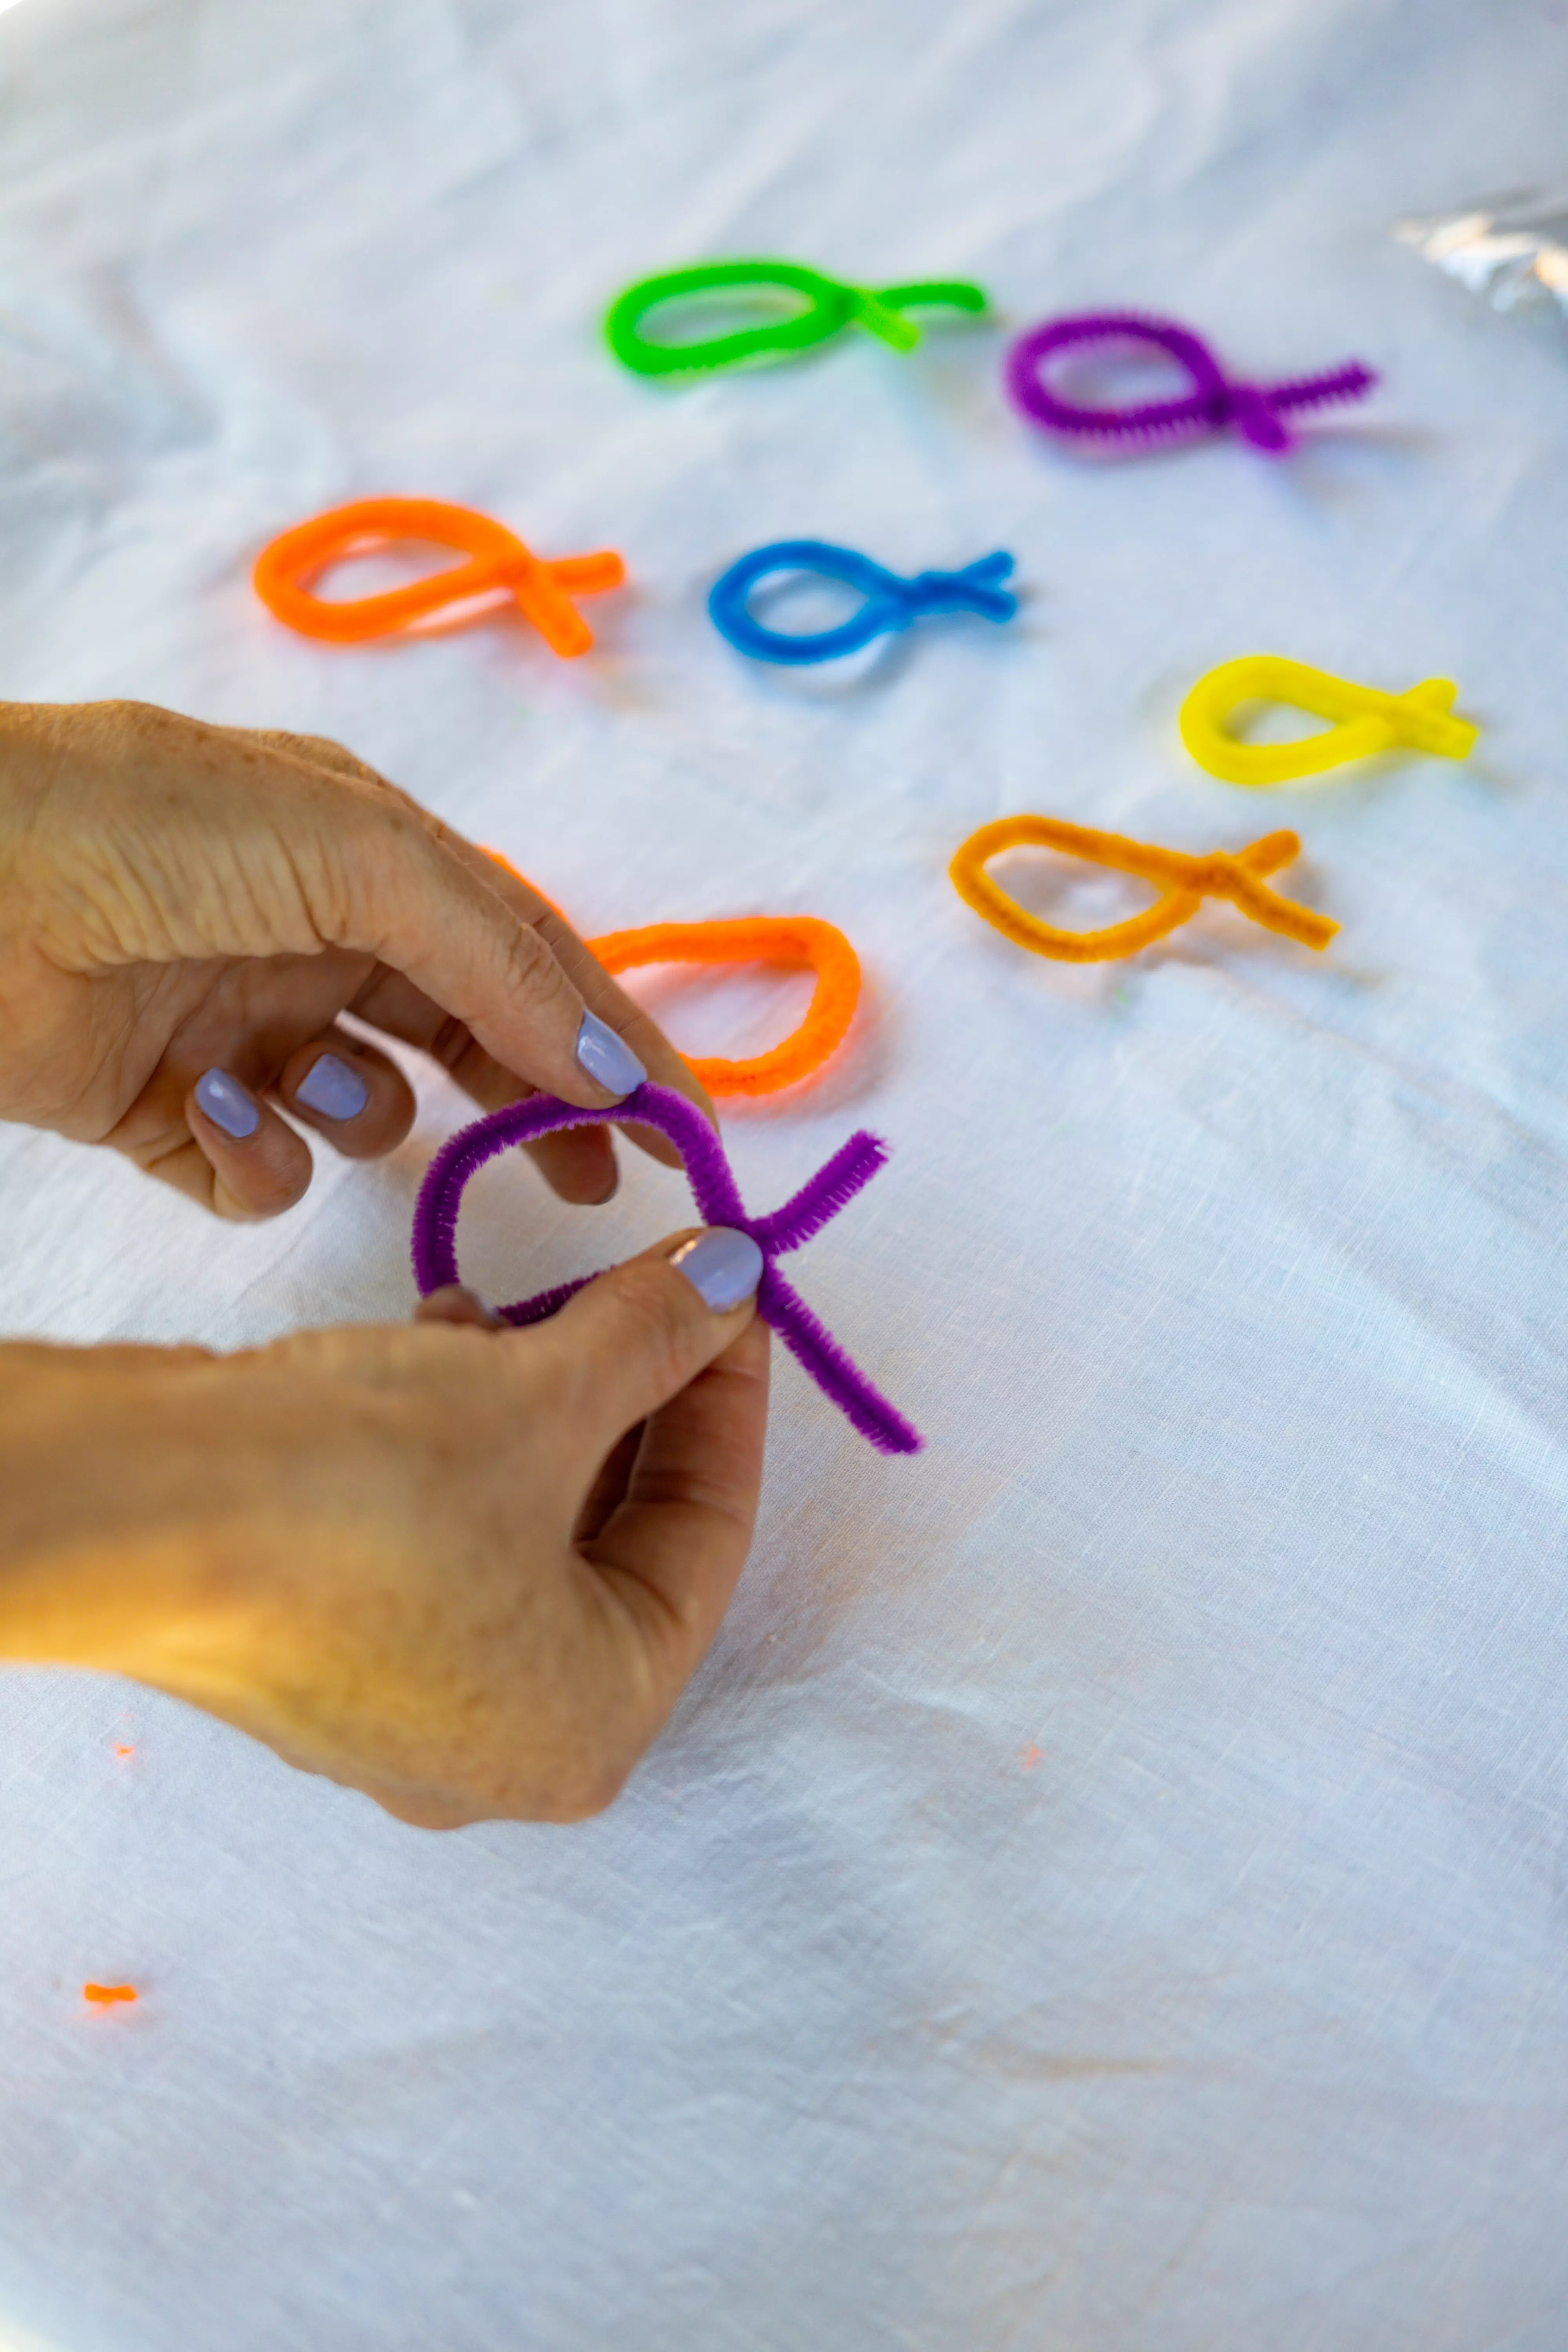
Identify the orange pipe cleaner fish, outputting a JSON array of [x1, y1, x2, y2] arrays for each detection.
[[83, 1984, 138, 2007], [254, 498, 625, 657], [950, 815, 1337, 961], [485, 854, 860, 1094]]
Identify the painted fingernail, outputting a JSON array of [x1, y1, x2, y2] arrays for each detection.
[[670, 1227, 764, 1313], [575, 1009, 647, 1098], [194, 1067, 260, 1141], [296, 1051, 369, 1123]]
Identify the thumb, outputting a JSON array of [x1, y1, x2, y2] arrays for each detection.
[[288, 764, 648, 1109], [538, 1226, 764, 1450]]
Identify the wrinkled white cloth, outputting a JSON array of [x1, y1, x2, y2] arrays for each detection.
[[3, 1, 1568, 2345]]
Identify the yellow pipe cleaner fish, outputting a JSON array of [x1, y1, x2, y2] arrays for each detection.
[[1179, 655, 1477, 786]]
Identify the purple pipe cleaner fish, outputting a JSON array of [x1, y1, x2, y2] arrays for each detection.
[[1005, 311, 1376, 455], [412, 1082, 922, 1456]]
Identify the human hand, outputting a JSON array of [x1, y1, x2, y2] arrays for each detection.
[[0, 1230, 769, 1825], [0, 697, 711, 1216]]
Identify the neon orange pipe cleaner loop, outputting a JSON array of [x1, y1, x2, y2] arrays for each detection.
[[484, 854, 860, 1094], [590, 918, 861, 1096], [254, 498, 626, 657], [950, 815, 1338, 961], [82, 1984, 138, 2006]]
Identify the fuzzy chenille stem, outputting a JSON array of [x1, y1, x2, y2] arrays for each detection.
[[412, 1084, 921, 1454]]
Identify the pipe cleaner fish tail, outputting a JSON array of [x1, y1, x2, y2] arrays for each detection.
[[852, 290, 924, 350], [962, 551, 1017, 590], [750, 1132, 890, 1255], [1269, 360, 1378, 417], [760, 1268, 923, 1455], [875, 280, 990, 319], [938, 551, 1017, 619]]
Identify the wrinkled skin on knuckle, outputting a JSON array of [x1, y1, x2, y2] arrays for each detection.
[[310, 788, 459, 965], [499, 912, 573, 1021], [25, 704, 332, 967]]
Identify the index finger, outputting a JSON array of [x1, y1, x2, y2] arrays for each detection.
[[348, 839, 715, 1175], [209, 728, 650, 1120], [450, 838, 717, 1154], [237, 727, 712, 1143]]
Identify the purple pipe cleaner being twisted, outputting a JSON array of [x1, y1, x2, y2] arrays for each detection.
[[1005, 311, 1376, 455], [412, 1082, 922, 1456]]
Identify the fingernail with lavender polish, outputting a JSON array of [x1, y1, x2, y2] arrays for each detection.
[[670, 1228, 764, 1313], [575, 1010, 646, 1098], [296, 1052, 368, 1123], [194, 1067, 260, 1141]]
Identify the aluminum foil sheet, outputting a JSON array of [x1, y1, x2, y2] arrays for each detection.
[[1394, 185, 1568, 318]]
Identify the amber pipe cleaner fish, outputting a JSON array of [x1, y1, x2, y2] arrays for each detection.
[[950, 815, 1337, 961]]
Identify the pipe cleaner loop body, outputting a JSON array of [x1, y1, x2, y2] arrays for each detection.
[[1179, 655, 1478, 786], [254, 499, 625, 657], [588, 917, 861, 1096], [1004, 313, 1376, 455], [412, 1083, 922, 1455], [482, 853, 861, 1098], [950, 815, 1338, 962], [606, 261, 988, 376], [709, 540, 1017, 665]]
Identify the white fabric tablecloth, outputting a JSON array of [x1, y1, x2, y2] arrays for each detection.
[[3, 1, 1567, 2344]]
